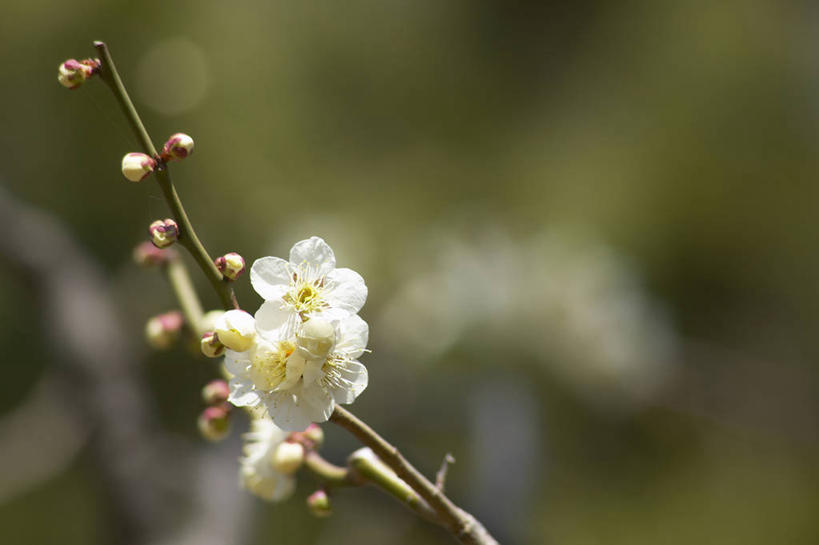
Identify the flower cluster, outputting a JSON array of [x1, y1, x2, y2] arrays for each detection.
[[224, 237, 369, 431]]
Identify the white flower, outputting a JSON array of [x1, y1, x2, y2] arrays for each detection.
[[239, 417, 297, 502], [214, 309, 256, 352], [250, 236, 367, 322], [226, 312, 369, 431]]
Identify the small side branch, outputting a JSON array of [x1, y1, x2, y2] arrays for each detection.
[[435, 453, 456, 492], [165, 256, 205, 336]]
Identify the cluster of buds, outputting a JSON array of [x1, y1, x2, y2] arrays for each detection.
[[215, 252, 245, 280], [148, 218, 179, 249], [133, 241, 176, 267], [144, 311, 184, 350], [121, 153, 157, 182], [121, 134, 194, 184], [160, 133, 195, 162], [57, 58, 100, 89], [200, 309, 254, 358], [198, 379, 233, 441]]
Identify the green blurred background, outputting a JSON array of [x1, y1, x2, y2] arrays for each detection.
[[1, 1, 818, 544]]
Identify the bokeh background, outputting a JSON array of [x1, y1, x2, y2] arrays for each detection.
[[2, 1, 818, 544]]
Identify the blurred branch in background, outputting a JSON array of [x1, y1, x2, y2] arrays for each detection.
[[0, 370, 88, 504], [0, 186, 252, 545]]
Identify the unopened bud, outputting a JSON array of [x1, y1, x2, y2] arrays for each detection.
[[302, 424, 324, 448], [215, 252, 245, 281], [213, 309, 256, 352], [133, 241, 175, 267], [297, 318, 335, 360], [148, 218, 179, 248], [144, 311, 184, 350], [202, 379, 230, 405], [121, 152, 157, 182], [306, 490, 332, 517], [57, 58, 98, 89], [272, 441, 305, 474], [200, 331, 225, 358], [161, 133, 195, 161], [197, 405, 231, 441]]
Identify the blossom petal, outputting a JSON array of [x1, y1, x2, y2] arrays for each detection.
[[275, 352, 305, 391], [289, 237, 336, 277], [335, 315, 369, 359], [255, 301, 295, 340], [251, 257, 291, 301], [325, 267, 367, 315], [267, 392, 313, 431], [228, 377, 261, 407], [268, 473, 296, 501], [300, 384, 335, 422], [301, 355, 325, 386], [329, 360, 368, 404], [224, 351, 251, 376]]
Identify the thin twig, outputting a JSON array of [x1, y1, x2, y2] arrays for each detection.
[[435, 453, 456, 492], [303, 450, 354, 486], [92, 40, 236, 311], [165, 256, 205, 336]]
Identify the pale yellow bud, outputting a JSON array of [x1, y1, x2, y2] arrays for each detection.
[[271, 441, 305, 475], [121, 153, 157, 182], [297, 318, 335, 360], [213, 309, 256, 352]]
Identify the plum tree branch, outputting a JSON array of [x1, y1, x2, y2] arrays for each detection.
[[330, 407, 498, 545], [93, 40, 236, 311]]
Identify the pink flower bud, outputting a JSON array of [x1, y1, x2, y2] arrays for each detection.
[[144, 311, 184, 350], [201, 379, 230, 405], [133, 241, 176, 267], [148, 218, 179, 249], [200, 331, 225, 358], [306, 490, 332, 517], [197, 405, 231, 442], [57, 58, 98, 89], [301, 424, 325, 448], [121, 152, 157, 182], [161, 133, 195, 161], [215, 252, 245, 280]]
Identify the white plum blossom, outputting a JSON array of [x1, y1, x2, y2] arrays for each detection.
[[226, 310, 369, 431], [239, 417, 298, 501], [250, 236, 367, 321], [226, 237, 370, 430]]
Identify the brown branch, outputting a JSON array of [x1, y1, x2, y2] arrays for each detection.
[[330, 406, 498, 545]]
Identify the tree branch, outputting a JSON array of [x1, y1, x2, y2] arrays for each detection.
[[93, 40, 235, 311], [330, 406, 498, 545]]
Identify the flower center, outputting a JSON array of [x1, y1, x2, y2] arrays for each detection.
[[249, 341, 296, 391], [284, 274, 328, 318], [297, 285, 318, 305]]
